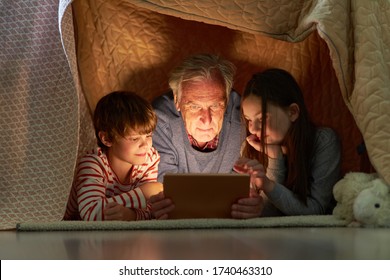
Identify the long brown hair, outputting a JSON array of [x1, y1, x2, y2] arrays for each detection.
[[241, 69, 316, 204]]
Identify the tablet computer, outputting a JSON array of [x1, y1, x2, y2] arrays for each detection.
[[163, 173, 250, 219]]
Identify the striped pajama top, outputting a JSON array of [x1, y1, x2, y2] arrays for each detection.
[[64, 147, 160, 221]]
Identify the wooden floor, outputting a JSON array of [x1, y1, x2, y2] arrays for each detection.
[[1, 227, 390, 259]]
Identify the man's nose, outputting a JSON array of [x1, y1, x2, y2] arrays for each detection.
[[200, 108, 212, 124]]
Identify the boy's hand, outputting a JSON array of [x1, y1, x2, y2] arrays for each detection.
[[104, 202, 136, 221]]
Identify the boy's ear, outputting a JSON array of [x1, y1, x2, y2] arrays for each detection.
[[98, 131, 112, 147], [288, 103, 300, 122]]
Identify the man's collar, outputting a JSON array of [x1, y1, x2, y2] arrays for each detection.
[[187, 133, 219, 152]]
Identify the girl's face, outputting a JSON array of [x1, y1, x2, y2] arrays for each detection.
[[105, 129, 153, 166], [242, 94, 297, 145]]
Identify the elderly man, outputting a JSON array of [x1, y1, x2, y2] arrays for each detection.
[[152, 53, 243, 181], [151, 54, 263, 219]]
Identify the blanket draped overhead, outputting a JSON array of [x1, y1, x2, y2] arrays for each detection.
[[0, 0, 389, 229]]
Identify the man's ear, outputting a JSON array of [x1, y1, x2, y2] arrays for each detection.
[[288, 103, 300, 122], [98, 131, 112, 147], [174, 94, 180, 111]]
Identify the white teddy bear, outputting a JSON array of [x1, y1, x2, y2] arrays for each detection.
[[333, 172, 390, 227], [353, 178, 390, 227], [332, 172, 378, 223]]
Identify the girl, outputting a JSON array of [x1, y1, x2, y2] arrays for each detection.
[[233, 68, 341, 216]]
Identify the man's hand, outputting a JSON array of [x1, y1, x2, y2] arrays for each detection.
[[231, 189, 264, 219], [149, 191, 175, 220]]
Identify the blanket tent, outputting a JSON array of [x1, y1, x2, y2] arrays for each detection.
[[1, 0, 389, 229]]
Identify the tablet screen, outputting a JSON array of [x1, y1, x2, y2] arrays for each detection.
[[163, 173, 250, 219]]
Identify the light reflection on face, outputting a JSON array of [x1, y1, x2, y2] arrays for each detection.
[[177, 79, 226, 147], [109, 129, 153, 166]]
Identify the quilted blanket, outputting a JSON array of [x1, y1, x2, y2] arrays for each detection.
[[1, 0, 389, 229]]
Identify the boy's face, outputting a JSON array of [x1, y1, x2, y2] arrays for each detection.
[[108, 130, 153, 166]]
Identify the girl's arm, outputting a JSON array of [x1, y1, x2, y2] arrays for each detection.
[[265, 128, 341, 215]]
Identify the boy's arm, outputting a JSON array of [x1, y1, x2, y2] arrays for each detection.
[[133, 204, 154, 220], [136, 147, 163, 200], [75, 155, 148, 221], [100, 202, 153, 221], [76, 148, 161, 221], [138, 182, 163, 200], [103, 202, 137, 221], [134, 183, 163, 221]]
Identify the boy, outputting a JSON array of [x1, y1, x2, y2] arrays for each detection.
[[64, 91, 162, 221]]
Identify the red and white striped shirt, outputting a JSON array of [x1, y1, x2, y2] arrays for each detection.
[[64, 147, 160, 221]]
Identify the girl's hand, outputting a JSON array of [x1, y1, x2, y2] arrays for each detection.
[[104, 202, 136, 221], [233, 157, 275, 193], [149, 191, 175, 220], [246, 134, 284, 159], [246, 134, 261, 151], [231, 189, 264, 219]]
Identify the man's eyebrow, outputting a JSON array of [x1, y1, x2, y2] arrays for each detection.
[[184, 100, 224, 106], [183, 101, 197, 106]]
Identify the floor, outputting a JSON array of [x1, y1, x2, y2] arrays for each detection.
[[1, 227, 390, 259]]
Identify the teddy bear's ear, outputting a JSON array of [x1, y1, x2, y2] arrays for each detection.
[[344, 172, 378, 182], [333, 178, 346, 199], [371, 179, 389, 197]]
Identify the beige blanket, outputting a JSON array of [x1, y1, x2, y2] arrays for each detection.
[[1, 0, 389, 229], [71, 0, 389, 179]]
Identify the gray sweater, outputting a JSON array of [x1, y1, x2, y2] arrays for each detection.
[[152, 91, 244, 182], [262, 127, 341, 216]]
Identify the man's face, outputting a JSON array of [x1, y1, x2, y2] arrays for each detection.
[[177, 79, 226, 147]]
